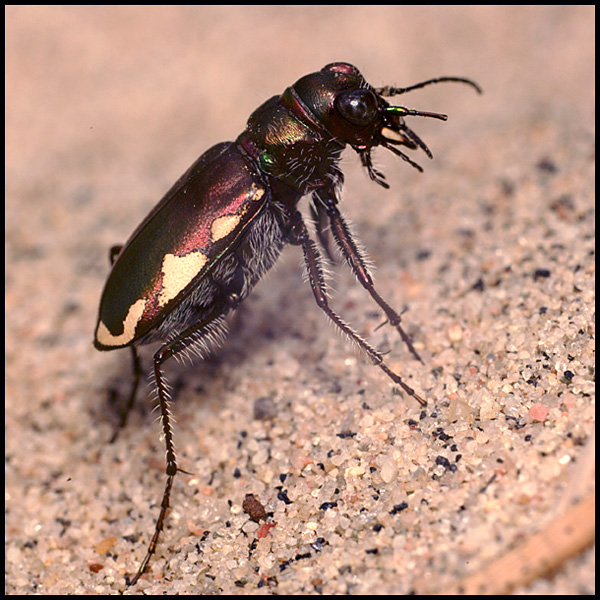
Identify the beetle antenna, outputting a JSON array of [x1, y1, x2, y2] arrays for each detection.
[[376, 77, 482, 97], [387, 105, 449, 121]]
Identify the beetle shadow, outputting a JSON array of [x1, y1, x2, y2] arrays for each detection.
[[206, 248, 320, 377], [98, 212, 417, 438], [98, 251, 315, 436]]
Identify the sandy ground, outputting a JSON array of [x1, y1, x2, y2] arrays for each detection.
[[6, 6, 594, 595]]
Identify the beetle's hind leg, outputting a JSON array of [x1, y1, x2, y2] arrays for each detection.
[[289, 210, 426, 407], [109, 346, 142, 443], [126, 340, 177, 587], [126, 309, 227, 586], [107, 242, 143, 442], [313, 191, 423, 364]]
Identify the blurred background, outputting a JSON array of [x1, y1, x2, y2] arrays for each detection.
[[6, 6, 594, 595]]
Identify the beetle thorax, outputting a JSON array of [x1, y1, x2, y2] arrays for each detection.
[[238, 94, 345, 196]]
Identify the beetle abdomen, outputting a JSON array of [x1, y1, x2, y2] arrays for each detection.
[[136, 198, 289, 349]]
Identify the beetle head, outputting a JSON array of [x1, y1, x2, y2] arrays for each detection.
[[291, 62, 481, 188]]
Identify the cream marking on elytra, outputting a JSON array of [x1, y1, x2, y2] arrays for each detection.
[[96, 298, 147, 347], [249, 183, 265, 201], [210, 214, 242, 242], [210, 184, 265, 242], [158, 251, 209, 307]]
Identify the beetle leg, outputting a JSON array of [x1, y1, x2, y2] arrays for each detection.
[[109, 244, 124, 266], [359, 149, 389, 188], [126, 344, 178, 586], [109, 346, 142, 444], [108, 243, 142, 443], [313, 192, 424, 364], [127, 309, 226, 586], [310, 197, 337, 263], [289, 211, 425, 406], [128, 470, 174, 587]]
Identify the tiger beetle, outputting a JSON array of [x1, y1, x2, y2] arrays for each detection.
[[93, 62, 481, 585]]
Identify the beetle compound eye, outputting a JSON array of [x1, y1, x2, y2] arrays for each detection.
[[335, 90, 379, 127]]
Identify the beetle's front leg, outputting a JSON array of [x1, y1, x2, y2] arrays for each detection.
[[288, 211, 425, 406], [313, 190, 423, 363]]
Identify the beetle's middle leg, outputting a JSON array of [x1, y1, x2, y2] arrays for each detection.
[[289, 211, 426, 407]]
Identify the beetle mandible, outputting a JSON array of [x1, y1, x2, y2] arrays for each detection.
[[94, 62, 481, 585]]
